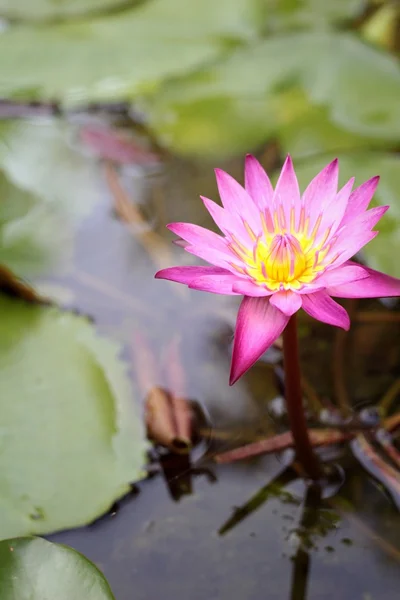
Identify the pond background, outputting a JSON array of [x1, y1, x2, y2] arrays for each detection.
[[0, 1, 400, 598]]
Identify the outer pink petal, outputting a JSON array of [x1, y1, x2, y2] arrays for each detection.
[[232, 280, 273, 297], [244, 154, 274, 210], [273, 155, 300, 224], [301, 291, 350, 330], [168, 222, 242, 271], [316, 177, 354, 243], [314, 263, 369, 287], [214, 168, 260, 230], [156, 265, 240, 295], [167, 222, 228, 254], [331, 230, 378, 267], [327, 206, 388, 267], [188, 274, 240, 295], [269, 290, 302, 316], [184, 244, 241, 272], [339, 176, 380, 227], [201, 196, 248, 243], [155, 265, 231, 284], [349, 205, 389, 231], [327, 265, 400, 299], [297, 282, 326, 294], [230, 297, 289, 384], [302, 159, 338, 231]]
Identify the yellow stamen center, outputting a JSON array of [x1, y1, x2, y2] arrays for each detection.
[[257, 234, 306, 283], [230, 207, 333, 292]]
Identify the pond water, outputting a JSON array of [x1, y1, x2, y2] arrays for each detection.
[[41, 142, 400, 599], [1, 0, 400, 598]]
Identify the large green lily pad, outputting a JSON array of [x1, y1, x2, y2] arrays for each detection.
[[0, 0, 259, 104], [0, 295, 147, 539], [145, 31, 400, 155], [293, 152, 400, 278], [0, 537, 115, 599]]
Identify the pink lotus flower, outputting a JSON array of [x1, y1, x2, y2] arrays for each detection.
[[155, 155, 400, 385]]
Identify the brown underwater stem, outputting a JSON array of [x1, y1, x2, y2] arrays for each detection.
[[282, 314, 322, 481]]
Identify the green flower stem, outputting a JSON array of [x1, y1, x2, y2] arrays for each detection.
[[282, 314, 322, 481]]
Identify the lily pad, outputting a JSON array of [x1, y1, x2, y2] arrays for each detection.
[[0, 0, 259, 104], [293, 152, 400, 278], [263, 0, 363, 30], [0, 119, 102, 220], [146, 94, 275, 156], [0, 118, 107, 279], [145, 31, 400, 155], [0, 0, 129, 21], [0, 537, 115, 599], [277, 89, 387, 159], [0, 171, 70, 278], [0, 295, 146, 539]]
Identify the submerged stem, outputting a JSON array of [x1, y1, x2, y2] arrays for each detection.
[[282, 314, 322, 481]]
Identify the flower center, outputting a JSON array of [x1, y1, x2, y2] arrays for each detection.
[[254, 233, 307, 285], [229, 210, 332, 292]]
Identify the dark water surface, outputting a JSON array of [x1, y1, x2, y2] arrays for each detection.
[[43, 141, 400, 599]]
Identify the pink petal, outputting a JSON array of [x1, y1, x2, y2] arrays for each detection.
[[188, 273, 240, 295], [156, 265, 240, 294], [297, 282, 326, 294], [315, 177, 354, 243], [168, 222, 240, 270], [232, 280, 273, 297], [214, 168, 260, 229], [352, 205, 389, 230], [340, 176, 380, 227], [201, 196, 248, 243], [230, 297, 289, 384], [168, 222, 228, 254], [184, 244, 241, 271], [314, 262, 369, 287], [301, 291, 350, 330], [269, 290, 302, 316], [327, 206, 388, 267], [155, 265, 232, 284], [327, 265, 400, 299], [302, 159, 338, 232], [244, 154, 274, 210], [332, 230, 378, 265], [273, 155, 300, 225]]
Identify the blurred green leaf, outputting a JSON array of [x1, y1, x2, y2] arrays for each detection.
[[0, 119, 101, 219], [260, 0, 363, 30], [0, 0, 260, 104], [278, 89, 387, 159], [0, 172, 70, 278], [0, 295, 147, 539], [0, 169, 34, 223], [293, 152, 400, 278], [146, 31, 400, 155], [0, 0, 123, 21], [0, 537, 115, 599], [146, 94, 275, 156], [0, 118, 108, 279]]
